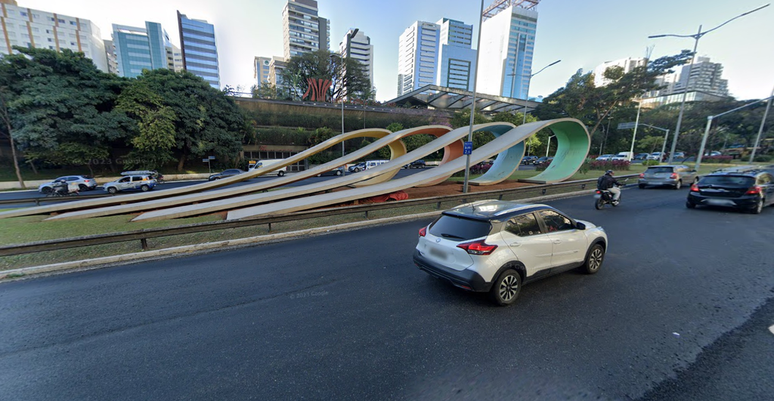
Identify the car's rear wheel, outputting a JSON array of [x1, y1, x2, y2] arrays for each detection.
[[686, 201, 696, 209], [278, 171, 285, 177], [581, 244, 605, 274], [489, 269, 521, 306], [336, 170, 342, 176], [674, 180, 682, 190], [78, 184, 88, 191], [140, 185, 150, 192], [107, 187, 117, 194], [638, 184, 646, 189], [41, 187, 52, 195]]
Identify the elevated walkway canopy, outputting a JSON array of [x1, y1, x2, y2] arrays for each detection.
[[386, 84, 540, 115]]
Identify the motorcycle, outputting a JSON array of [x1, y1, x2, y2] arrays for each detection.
[[594, 185, 621, 210]]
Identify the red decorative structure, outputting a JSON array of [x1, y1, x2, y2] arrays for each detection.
[[303, 78, 332, 102]]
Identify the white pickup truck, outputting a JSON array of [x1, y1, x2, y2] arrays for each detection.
[[247, 159, 287, 176]]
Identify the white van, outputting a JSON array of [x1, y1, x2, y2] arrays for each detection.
[[364, 160, 389, 170], [611, 152, 633, 161], [248, 159, 287, 176]]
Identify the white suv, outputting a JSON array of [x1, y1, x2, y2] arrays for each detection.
[[413, 200, 608, 305]]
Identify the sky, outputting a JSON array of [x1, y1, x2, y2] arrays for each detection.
[[19, 0, 774, 102]]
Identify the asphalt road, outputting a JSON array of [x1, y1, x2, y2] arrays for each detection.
[[0, 186, 772, 400]]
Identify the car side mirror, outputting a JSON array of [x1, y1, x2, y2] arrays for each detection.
[[576, 222, 586, 230]]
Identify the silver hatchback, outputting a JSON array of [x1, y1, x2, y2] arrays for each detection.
[[638, 165, 698, 189]]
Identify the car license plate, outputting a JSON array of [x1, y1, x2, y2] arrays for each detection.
[[429, 247, 447, 260], [705, 199, 734, 206]]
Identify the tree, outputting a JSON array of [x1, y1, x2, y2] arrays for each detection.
[[637, 135, 665, 154], [282, 50, 371, 102], [535, 51, 694, 140], [0, 47, 132, 172], [252, 82, 278, 100], [116, 81, 177, 169], [129, 69, 248, 171], [0, 87, 25, 187]]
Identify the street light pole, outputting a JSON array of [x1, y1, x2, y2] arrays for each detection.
[[628, 100, 642, 161], [462, 0, 485, 194], [515, 59, 561, 125], [748, 86, 773, 163], [648, 4, 770, 164], [341, 28, 360, 163]]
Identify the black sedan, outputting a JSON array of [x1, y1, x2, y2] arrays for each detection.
[[208, 169, 246, 181], [686, 170, 774, 214]]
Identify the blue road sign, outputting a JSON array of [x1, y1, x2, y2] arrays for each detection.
[[463, 141, 473, 155]]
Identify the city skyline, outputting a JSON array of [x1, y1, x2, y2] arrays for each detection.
[[15, 0, 774, 102]]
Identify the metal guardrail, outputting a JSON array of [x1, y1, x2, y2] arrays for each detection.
[[0, 193, 111, 206], [0, 174, 637, 257]]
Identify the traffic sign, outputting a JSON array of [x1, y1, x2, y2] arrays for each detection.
[[617, 122, 636, 129], [463, 141, 473, 155]]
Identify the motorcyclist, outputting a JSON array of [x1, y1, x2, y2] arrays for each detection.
[[597, 170, 622, 204]]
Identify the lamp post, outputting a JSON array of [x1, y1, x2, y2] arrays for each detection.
[[462, 0, 485, 194], [749, 86, 773, 163], [546, 134, 555, 157], [628, 99, 642, 161], [520, 59, 561, 125], [341, 28, 360, 164], [648, 4, 769, 164]]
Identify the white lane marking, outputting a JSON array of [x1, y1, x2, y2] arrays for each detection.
[[769, 325, 774, 336]]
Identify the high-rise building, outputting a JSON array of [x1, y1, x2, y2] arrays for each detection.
[[593, 57, 647, 87], [282, 0, 329, 59], [177, 11, 220, 89], [651, 56, 729, 98], [477, 0, 540, 99], [0, 1, 108, 72], [339, 29, 374, 92], [436, 18, 476, 91], [254, 56, 271, 86], [397, 18, 477, 96], [269, 56, 288, 93], [397, 21, 439, 96], [111, 22, 171, 78], [103, 39, 118, 74]]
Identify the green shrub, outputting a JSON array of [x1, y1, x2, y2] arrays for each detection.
[[642, 160, 659, 166], [754, 154, 772, 162]]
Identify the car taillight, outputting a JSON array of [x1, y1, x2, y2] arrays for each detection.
[[639, 173, 644, 178], [418, 227, 427, 237], [670, 173, 678, 179], [457, 240, 498, 255], [746, 186, 762, 195], [690, 184, 700, 192]]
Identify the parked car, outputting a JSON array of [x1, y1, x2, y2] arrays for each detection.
[[348, 162, 366, 173], [596, 154, 614, 161], [103, 175, 156, 194], [121, 170, 164, 183], [704, 151, 722, 157], [208, 169, 246, 181], [413, 200, 608, 306], [38, 175, 97, 194], [470, 161, 493, 174], [521, 156, 539, 165], [634, 153, 650, 161], [638, 165, 698, 189], [316, 166, 345, 177], [534, 156, 554, 165], [611, 152, 633, 161], [673, 151, 686, 159], [686, 170, 774, 214], [647, 152, 664, 161], [403, 159, 426, 169]]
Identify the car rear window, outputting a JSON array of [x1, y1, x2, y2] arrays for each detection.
[[646, 167, 674, 174], [699, 175, 754, 187], [429, 215, 491, 241]]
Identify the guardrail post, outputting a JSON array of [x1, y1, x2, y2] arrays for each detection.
[[35, 199, 41, 206], [141, 238, 148, 251], [581, 184, 586, 190], [541, 189, 547, 195], [268, 223, 272, 233], [436, 201, 441, 209], [364, 210, 368, 218]]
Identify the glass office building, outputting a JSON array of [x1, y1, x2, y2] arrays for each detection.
[[112, 22, 169, 78], [177, 11, 220, 89]]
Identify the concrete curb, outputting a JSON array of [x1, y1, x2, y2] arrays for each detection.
[[0, 188, 599, 281]]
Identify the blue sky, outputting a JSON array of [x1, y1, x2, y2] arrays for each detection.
[[21, 0, 774, 102]]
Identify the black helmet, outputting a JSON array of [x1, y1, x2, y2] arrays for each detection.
[[605, 170, 613, 175]]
